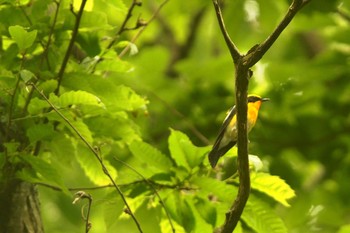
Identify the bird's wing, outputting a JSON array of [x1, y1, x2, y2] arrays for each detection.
[[208, 106, 236, 168]]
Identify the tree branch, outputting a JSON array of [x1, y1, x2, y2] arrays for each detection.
[[211, 0, 310, 232], [244, 0, 311, 67], [212, 0, 241, 62], [29, 83, 144, 233], [55, 0, 87, 95]]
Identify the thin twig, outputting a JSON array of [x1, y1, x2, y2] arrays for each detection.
[[212, 0, 241, 62], [5, 55, 26, 151], [29, 83, 143, 233], [244, 0, 311, 67], [114, 157, 175, 233], [55, 0, 87, 94], [72, 191, 92, 233], [105, 0, 142, 50], [40, 0, 61, 70], [118, 0, 170, 58]]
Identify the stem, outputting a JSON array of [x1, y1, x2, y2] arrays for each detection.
[[55, 0, 87, 94], [29, 83, 143, 233]]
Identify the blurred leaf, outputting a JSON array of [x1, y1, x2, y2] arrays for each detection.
[[193, 196, 217, 226], [17, 155, 69, 194], [8, 25, 37, 51], [26, 123, 56, 143], [20, 69, 36, 83], [164, 192, 196, 232], [251, 172, 296, 207], [338, 224, 350, 233]]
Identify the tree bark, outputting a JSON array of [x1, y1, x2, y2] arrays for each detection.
[[0, 178, 44, 233]]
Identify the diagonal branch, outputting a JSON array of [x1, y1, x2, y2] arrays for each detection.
[[244, 0, 311, 67], [55, 0, 87, 95], [28, 83, 144, 233], [212, 0, 241, 62]]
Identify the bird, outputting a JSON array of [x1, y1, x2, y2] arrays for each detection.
[[208, 94, 269, 168]]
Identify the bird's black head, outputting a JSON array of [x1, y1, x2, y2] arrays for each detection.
[[247, 94, 270, 103]]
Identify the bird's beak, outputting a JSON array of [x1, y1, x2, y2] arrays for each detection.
[[261, 97, 270, 102]]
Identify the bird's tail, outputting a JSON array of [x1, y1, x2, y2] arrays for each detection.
[[208, 141, 235, 168]]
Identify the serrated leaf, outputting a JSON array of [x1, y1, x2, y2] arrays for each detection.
[[251, 172, 296, 207], [49, 90, 104, 108], [129, 141, 173, 173], [76, 142, 117, 185], [191, 176, 237, 202], [168, 129, 206, 170], [242, 195, 288, 233], [18, 155, 69, 194], [8, 25, 37, 51], [68, 119, 94, 144]]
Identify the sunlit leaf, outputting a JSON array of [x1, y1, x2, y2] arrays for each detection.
[[49, 90, 104, 108], [129, 140, 173, 173], [242, 195, 288, 233], [251, 172, 296, 207], [75, 142, 117, 185], [8, 25, 37, 51], [168, 129, 207, 170], [17, 155, 69, 194]]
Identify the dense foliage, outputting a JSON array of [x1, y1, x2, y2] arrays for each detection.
[[1, 0, 350, 232]]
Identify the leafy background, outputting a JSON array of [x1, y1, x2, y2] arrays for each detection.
[[1, 0, 350, 232]]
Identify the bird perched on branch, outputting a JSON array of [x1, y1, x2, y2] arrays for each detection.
[[208, 94, 269, 168]]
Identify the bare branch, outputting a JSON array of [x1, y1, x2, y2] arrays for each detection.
[[106, 0, 142, 50], [212, 0, 241, 62], [244, 0, 311, 67], [118, 0, 170, 58], [55, 0, 87, 95]]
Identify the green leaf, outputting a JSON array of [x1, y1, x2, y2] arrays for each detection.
[[117, 41, 138, 56], [191, 176, 237, 202], [193, 196, 217, 226], [129, 141, 173, 173], [49, 90, 104, 108], [8, 25, 37, 51], [17, 155, 69, 194], [20, 69, 36, 83], [104, 194, 126, 230], [168, 129, 207, 170], [242, 195, 288, 233], [61, 73, 148, 112], [163, 192, 196, 232], [75, 142, 117, 185], [27, 97, 48, 115], [26, 123, 56, 143], [251, 172, 296, 207]]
